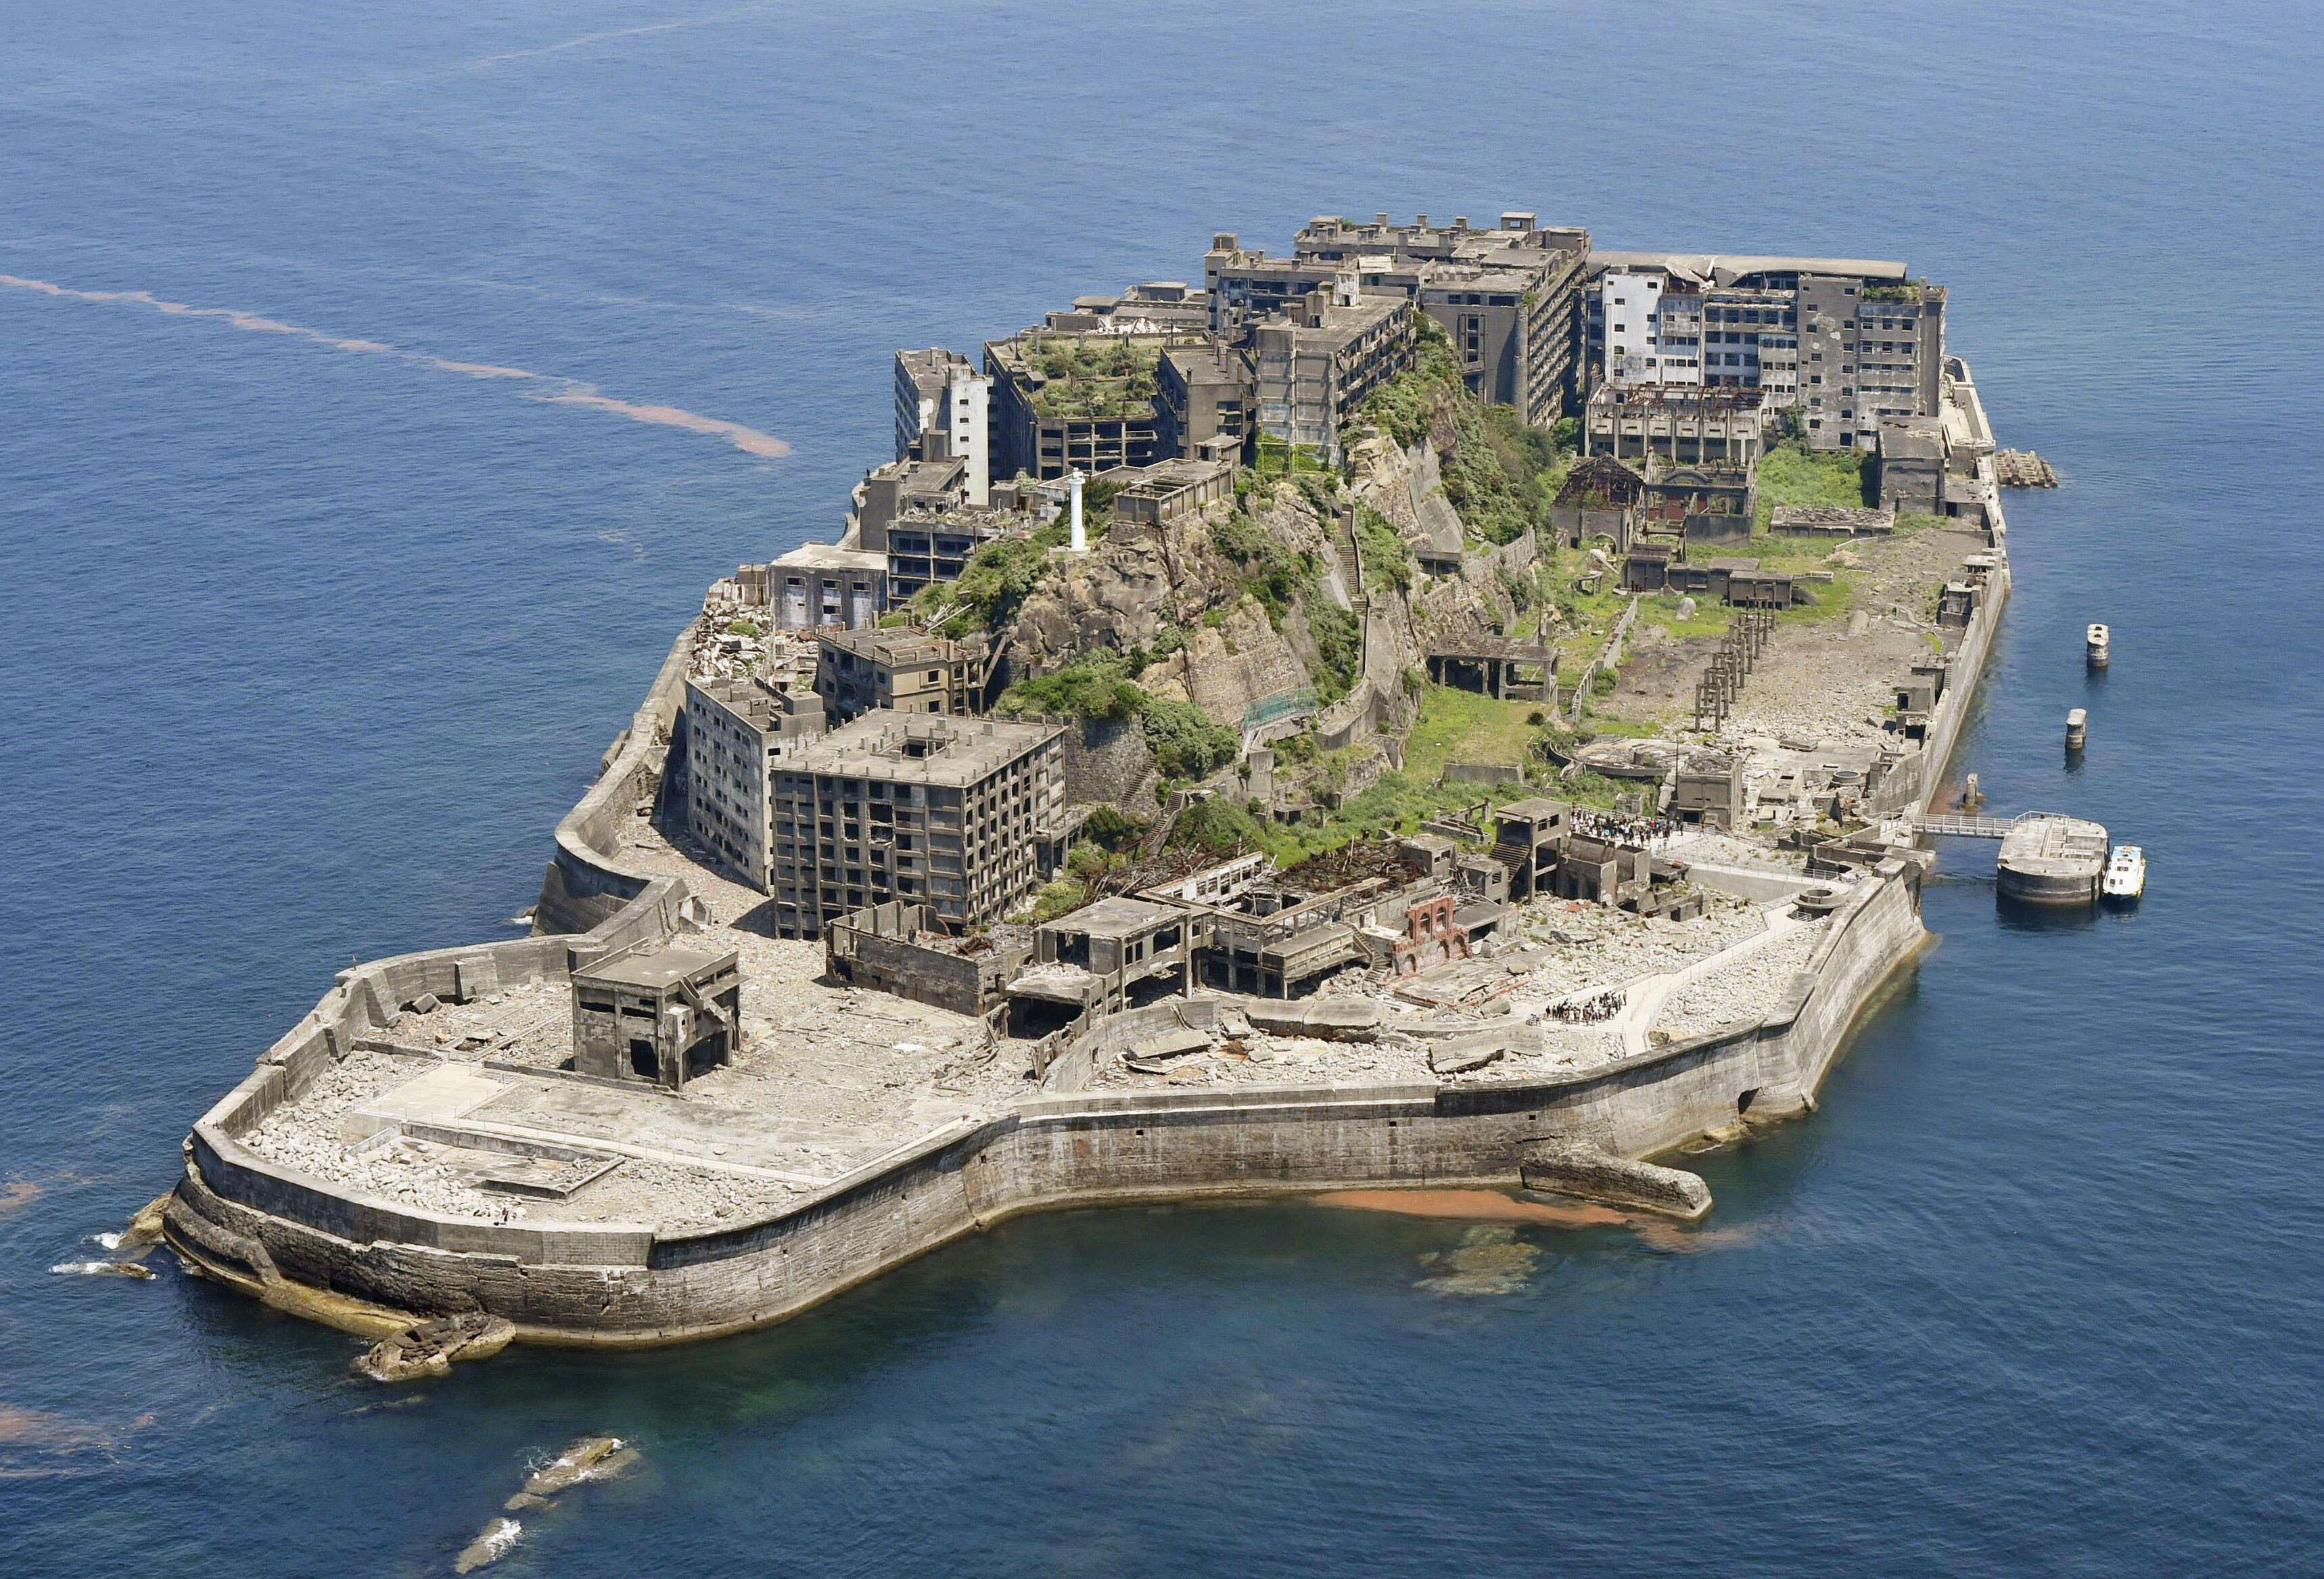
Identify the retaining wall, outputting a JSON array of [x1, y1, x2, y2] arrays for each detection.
[[534, 620, 699, 935]]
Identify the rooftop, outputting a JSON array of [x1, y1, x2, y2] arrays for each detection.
[[576, 942, 738, 993], [772, 543, 888, 573], [1591, 250, 1911, 284], [782, 712, 1061, 786]]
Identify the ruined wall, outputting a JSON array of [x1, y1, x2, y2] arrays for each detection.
[[1871, 553, 2009, 816]]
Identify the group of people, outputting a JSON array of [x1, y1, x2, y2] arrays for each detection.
[[1571, 808, 1678, 848], [1550, 990, 1626, 1024]]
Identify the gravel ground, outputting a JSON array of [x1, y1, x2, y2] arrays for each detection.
[[1651, 921, 1825, 1041]]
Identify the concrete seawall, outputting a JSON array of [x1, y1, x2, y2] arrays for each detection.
[[167, 530, 2004, 1346]]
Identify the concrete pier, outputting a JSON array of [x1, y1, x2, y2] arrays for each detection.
[[1997, 815, 2108, 905]]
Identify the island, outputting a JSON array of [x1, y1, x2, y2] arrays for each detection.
[[164, 213, 2018, 1349]]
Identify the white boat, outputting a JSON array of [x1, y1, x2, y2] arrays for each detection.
[[2101, 844, 2146, 900], [2086, 622, 2111, 667]]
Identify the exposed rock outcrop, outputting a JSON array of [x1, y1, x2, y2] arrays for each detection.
[[356, 1310, 516, 1383]]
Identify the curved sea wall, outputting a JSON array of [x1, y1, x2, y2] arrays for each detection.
[[534, 619, 699, 936], [168, 860, 1928, 1344], [167, 532, 2003, 1346]]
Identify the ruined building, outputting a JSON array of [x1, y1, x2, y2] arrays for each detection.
[[768, 712, 1077, 939]]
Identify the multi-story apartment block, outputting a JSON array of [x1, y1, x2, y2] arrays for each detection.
[[1044, 280, 1213, 334], [682, 677, 828, 888], [814, 625, 991, 726], [1208, 212, 1591, 427], [852, 454, 970, 551], [1584, 252, 1947, 452], [767, 543, 889, 631], [768, 714, 1074, 939], [1251, 281, 1414, 462], [881, 505, 1021, 599], [984, 329, 1182, 481], [893, 349, 991, 505], [1156, 340, 1253, 459]]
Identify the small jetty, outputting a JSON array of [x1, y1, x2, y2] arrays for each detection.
[[2065, 708, 2087, 750], [1995, 449, 2060, 488], [2086, 622, 2110, 668], [1997, 815, 2110, 905]]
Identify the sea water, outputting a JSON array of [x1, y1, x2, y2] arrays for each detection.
[[3, 2, 2320, 1572]]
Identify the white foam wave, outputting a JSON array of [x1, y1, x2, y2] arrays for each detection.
[[0, 273, 790, 461]]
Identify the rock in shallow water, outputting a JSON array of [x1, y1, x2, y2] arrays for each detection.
[[453, 1516, 521, 1574], [355, 1312, 515, 1383], [505, 1434, 636, 1509]]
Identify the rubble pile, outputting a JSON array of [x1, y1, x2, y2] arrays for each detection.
[[1652, 922, 1825, 1042]]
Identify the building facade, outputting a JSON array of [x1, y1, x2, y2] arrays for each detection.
[[893, 348, 992, 504], [768, 714, 1073, 938], [1584, 252, 1948, 453], [767, 544, 889, 631], [682, 677, 828, 889], [1251, 283, 1414, 463], [814, 626, 991, 726]]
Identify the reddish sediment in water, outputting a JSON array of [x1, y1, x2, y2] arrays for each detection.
[[1311, 1189, 1631, 1227]]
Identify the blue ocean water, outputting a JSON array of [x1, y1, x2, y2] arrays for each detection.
[[3, 1, 2321, 1572]]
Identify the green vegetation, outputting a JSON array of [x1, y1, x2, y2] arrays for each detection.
[[1401, 683, 1543, 781], [1079, 805, 1150, 852], [1251, 433, 1331, 477], [996, 652, 1237, 783], [996, 654, 1144, 720], [1160, 681, 1575, 865], [1305, 600, 1361, 702], [1358, 317, 1573, 547], [1139, 693, 1238, 781], [1353, 505, 1412, 593], [722, 618, 762, 638], [1754, 440, 1872, 531], [1021, 338, 1161, 421], [916, 520, 1068, 633], [1211, 509, 1318, 626]]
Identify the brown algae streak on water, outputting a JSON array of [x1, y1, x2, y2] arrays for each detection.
[[1313, 1188, 1631, 1228], [0, 273, 791, 460]]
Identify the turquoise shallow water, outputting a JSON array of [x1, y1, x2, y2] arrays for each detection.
[[3, 2, 2321, 1572]]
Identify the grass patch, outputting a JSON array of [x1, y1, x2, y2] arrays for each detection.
[[1402, 683, 1543, 781], [1754, 440, 1872, 532]]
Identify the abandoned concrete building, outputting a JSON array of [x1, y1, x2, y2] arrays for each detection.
[[682, 676, 827, 888], [1583, 383, 1767, 466], [1583, 253, 1947, 453], [1005, 896, 1204, 1036], [571, 941, 743, 1090], [1044, 279, 1214, 335], [1216, 212, 1592, 424], [1875, 413, 1948, 514], [1155, 340, 1253, 460], [1104, 456, 1235, 526], [891, 349, 992, 504], [881, 505, 1024, 599], [768, 712, 1075, 939], [1424, 635, 1557, 700], [1642, 457, 1758, 547], [1550, 455, 1648, 547], [852, 455, 973, 552], [767, 543, 889, 632], [984, 329, 1180, 481], [822, 900, 1032, 1018], [1251, 283, 1415, 463], [814, 625, 993, 726]]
